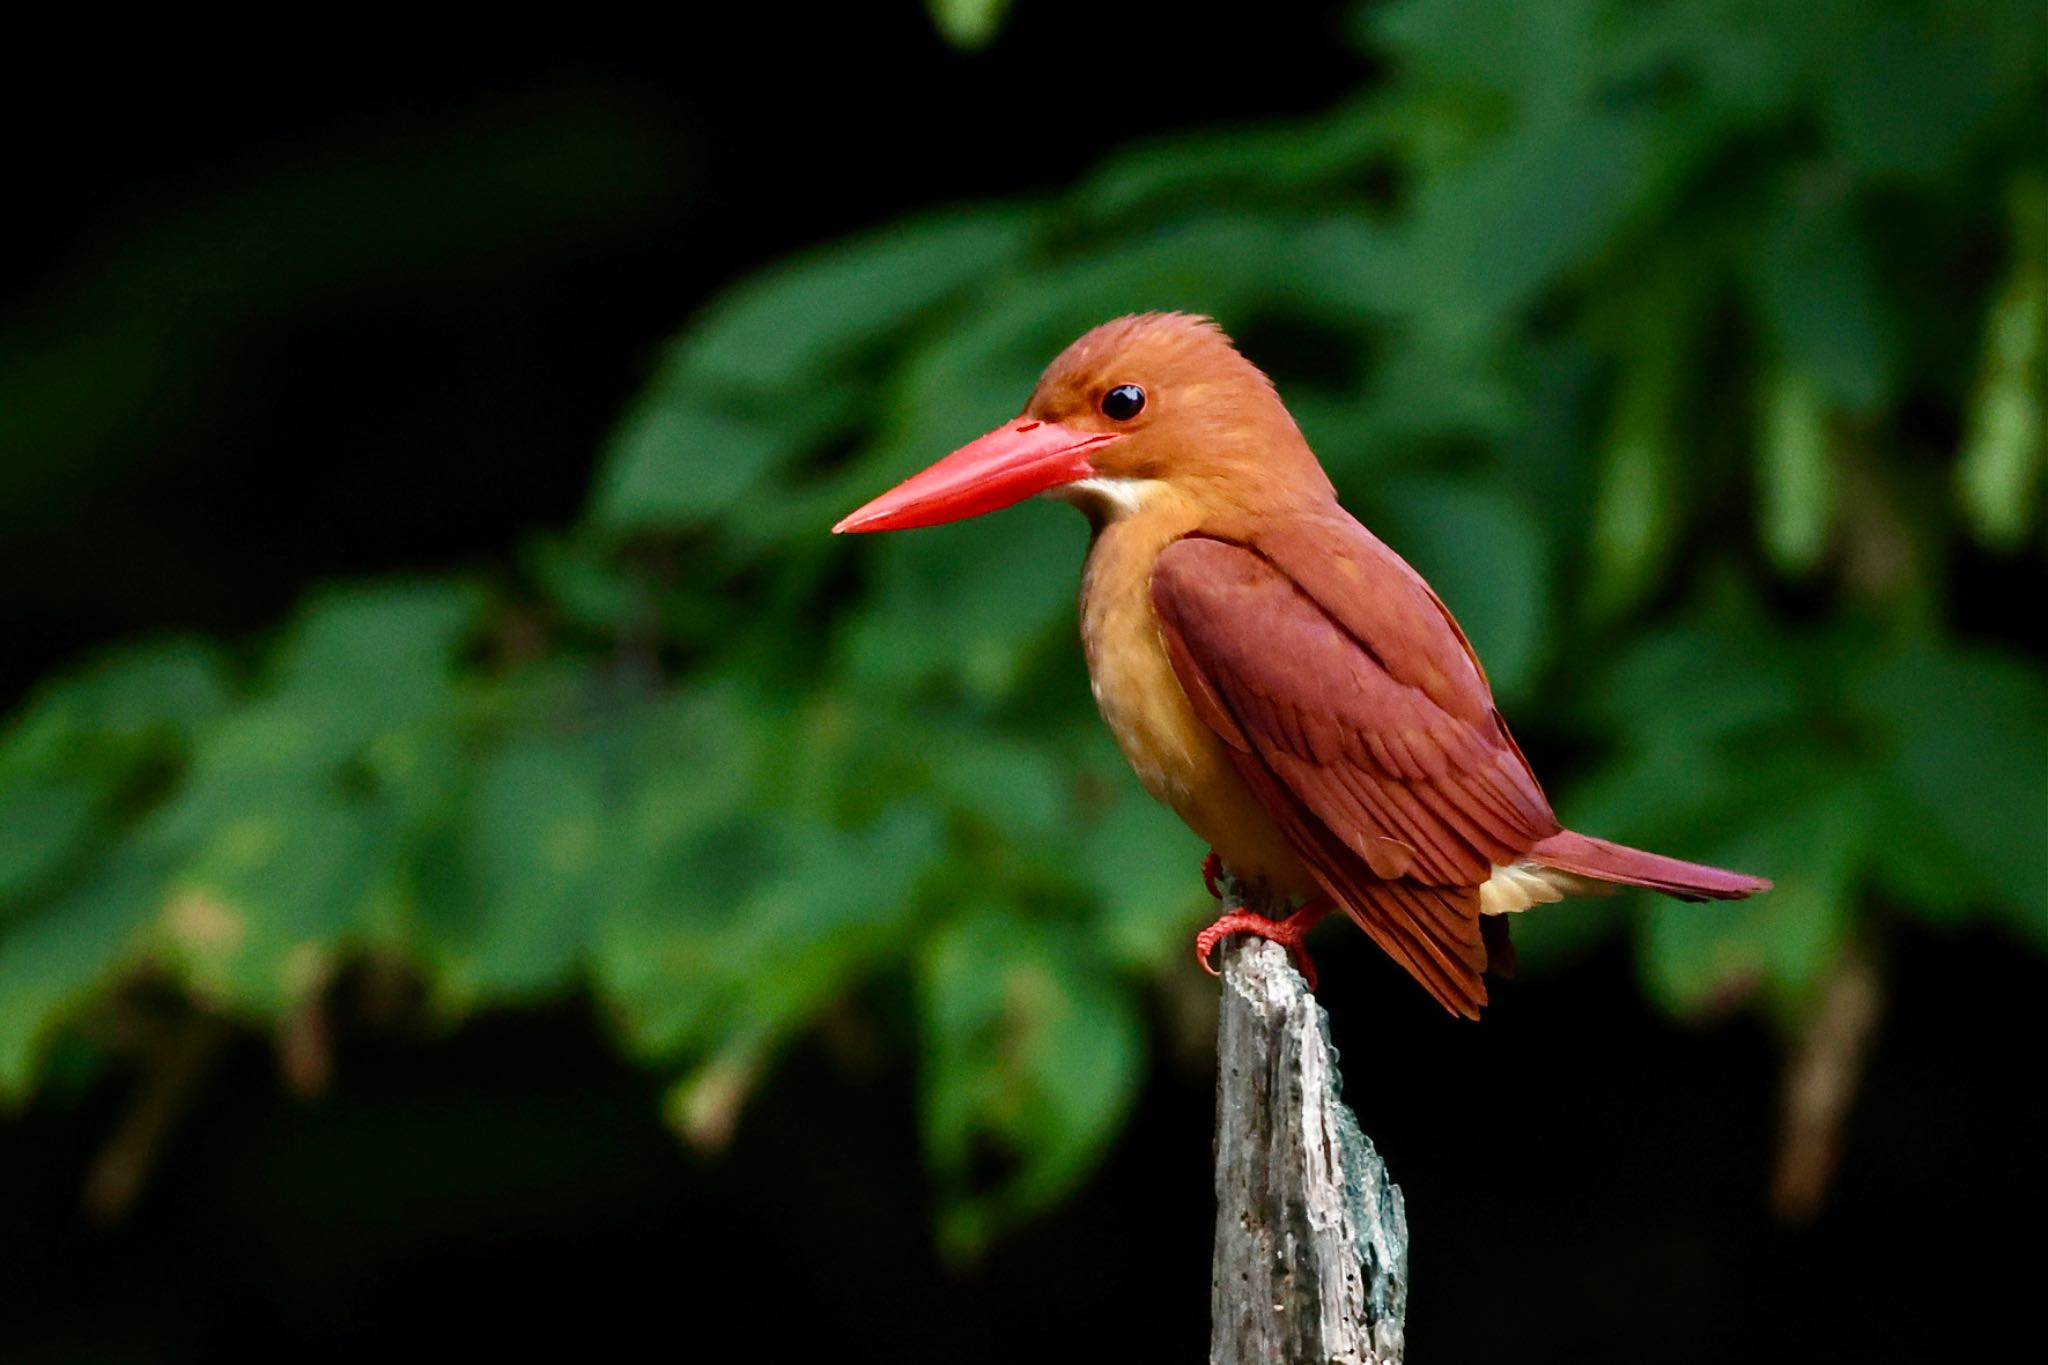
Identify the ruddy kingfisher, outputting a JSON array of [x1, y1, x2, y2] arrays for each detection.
[[834, 313, 1768, 1016]]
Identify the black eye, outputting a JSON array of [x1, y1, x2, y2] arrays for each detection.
[[1100, 384, 1146, 421]]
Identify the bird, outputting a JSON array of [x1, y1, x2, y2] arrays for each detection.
[[833, 313, 1769, 1017]]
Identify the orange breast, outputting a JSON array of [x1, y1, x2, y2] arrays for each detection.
[[1077, 504, 1318, 899]]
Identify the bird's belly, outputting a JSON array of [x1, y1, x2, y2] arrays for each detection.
[[1080, 549, 1316, 900]]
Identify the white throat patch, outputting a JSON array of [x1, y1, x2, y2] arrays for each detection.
[[1049, 476, 1165, 522]]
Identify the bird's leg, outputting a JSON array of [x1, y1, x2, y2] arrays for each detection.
[[1201, 850, 1226, 901], [1195, 895, 1335, 991]]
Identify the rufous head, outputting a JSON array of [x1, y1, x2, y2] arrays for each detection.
[[832, 313, 1332, 534]]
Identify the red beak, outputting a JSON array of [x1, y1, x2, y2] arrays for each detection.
[[832, 419, 1122, 534]]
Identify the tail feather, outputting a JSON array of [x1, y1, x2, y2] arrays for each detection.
[[1529, 830, 1771, 902]]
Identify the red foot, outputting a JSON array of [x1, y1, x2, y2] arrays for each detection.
[[1201, 851, 1226, 901], [1195, 897, 1335, 991]]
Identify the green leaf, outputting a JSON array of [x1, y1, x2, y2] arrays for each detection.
[[141, 584, 477, 873], [590, 210, 1035, 536], [425, 739, 613, 1002], [1402, 106, 1652, 318], [1864, 644, 2048, 932], [842, 507, 1087, 701], [1821, 17, 2004, 182], [591, 397, 806, 531], [1588, 621, 1809, 753], [925, 731, 1070, 840], [160, 792, 398, 1011], [0, 846, 169, 1098], [274, 580, 478, 692], [1864, 781, 1979, 925], [676, 207, 1037, 395], [0, 640, 235, 911], [1638, 788, 1863, 1014], [0, 638, 231, 795], [920, 907, 1143, 1257], [1077, 780, 1206, 972], [1587, 283, 1688, 615], [0, 639, 231, 758], [717, 809, 940, 1033], [1754, 186, 1896, 410], [1072, 100, 1389, 224], [1957, 177, 2047, 550], [617, 685, 776, 844], [267, 580, 480, 751], [523, 535, 638, 633], [485, 690, 760, 1005], [1629, 0, 1804, 122], [1756, 363, 1835, 573], [0, 780, 98, 909], [1314, 320, 1520, 454], [1367, 0, 1604, 103], [1375, 476, 1551, 702], [925, 0, 1012, 51], [598, 808, 940, 1060]]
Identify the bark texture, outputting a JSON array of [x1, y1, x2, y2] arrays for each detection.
[[1211, 938, 1408, 1364]]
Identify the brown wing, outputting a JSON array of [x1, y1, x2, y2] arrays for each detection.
[[1150, 531, 1560, 1017]]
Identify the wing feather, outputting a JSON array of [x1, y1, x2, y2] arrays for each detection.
[[1151, 531, 1562, 1016]]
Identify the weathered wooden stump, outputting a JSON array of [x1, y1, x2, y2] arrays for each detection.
[[1211, 937, 1408, 1364]]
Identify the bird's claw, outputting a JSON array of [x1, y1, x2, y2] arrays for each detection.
[[1200, 851, 1226, 901], [1195, 907, 1324, 991]]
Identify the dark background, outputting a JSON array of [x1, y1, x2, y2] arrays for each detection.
[[7, 934, 2038, 1360], [3, 5, 2042, 1361], [1, 5, 1359, 705]]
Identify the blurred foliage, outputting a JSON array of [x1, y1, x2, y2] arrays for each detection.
[[4, 0, 2046, 1255], [926, 0, 1016, 51]]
